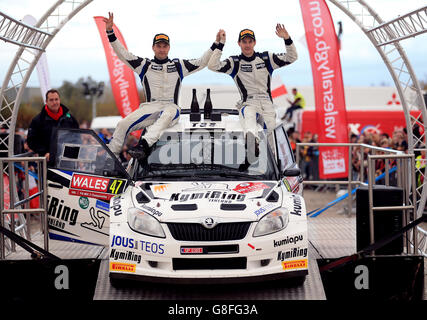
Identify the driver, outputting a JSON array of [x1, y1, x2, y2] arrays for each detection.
[[103, 12, 223, 159], [208, 24, 297, 164]]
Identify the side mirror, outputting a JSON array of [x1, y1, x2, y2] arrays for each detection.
[[283, 167, 301, 177]]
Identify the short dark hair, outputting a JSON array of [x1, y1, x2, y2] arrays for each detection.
[[45, 89, 60, 101]]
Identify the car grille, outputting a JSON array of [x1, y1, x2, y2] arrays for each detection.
[[173, 257, 247, 270], [167, 222, 251, 241]]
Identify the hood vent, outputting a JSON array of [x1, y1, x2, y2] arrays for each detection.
[[171, 204, 198, 211], [266, 190, 279, 202], [136, 191, 150, 203], [220, 203, 247, 211]]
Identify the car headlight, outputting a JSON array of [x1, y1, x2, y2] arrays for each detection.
[[127, 207, 165, 238], [253, 208, 289, 237]]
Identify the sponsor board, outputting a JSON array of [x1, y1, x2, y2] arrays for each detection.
[[69, 173, 126, 200], [281, 259, 308, 271], [109, 262, 136, 273]]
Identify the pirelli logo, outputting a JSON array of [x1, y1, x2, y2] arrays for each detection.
[[110, 262, 136, 273], [240, 30, 254, 36], [281, 259, 308, 271], [155, 34, 169, 41]]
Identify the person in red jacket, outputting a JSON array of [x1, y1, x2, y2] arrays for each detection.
[[27, 89, 79, 162]]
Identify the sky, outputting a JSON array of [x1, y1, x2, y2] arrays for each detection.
[[1, 0, 426, 90]]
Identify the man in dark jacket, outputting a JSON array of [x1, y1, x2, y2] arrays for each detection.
[[27, 89, 79, 161]]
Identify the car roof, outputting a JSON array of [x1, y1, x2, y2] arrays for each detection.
[[166, 109, 265, 134]]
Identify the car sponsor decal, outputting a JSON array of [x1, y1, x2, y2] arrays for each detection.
[[111, 235, 165, 254], [140, 204, 163, 217], [96, 199, 110, 212], [233, 182, 270, 194], [79, 197, 89, 209], [247, 243, 255, 250], [290, 195, 302, 216], [109, 262, 136, 273], [169, 191, 245, 203], [111, 196, 122, 216], [281, 259, 308, 271], [273, 234, 304, 247], [152, 184, 169, 193], [184, 122, 226, 130], [47, 195, 79, 229], [180, 247, 203, 254], [282, 179, 292, 192], [69, 173, 126, 200], [277, 247, 308, 261], [80, 207, 108, 236], [284, 177, 300, 193], [110, 248, 142, 264], [254, 203, 277, 216]]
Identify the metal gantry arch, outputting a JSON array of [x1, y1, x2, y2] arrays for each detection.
[[0, 0, 93, 161], [0, 1, 426, 254], [328, 0, 427, 256]]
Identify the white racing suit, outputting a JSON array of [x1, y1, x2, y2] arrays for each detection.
[[106, 29, 218, 156], [208, 39, 297, 151]]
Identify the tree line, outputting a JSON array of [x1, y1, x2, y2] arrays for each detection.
[[15, 77, 146, 129]]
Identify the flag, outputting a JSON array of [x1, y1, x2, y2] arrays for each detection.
[[94, 17, 140, 118], [299, 0, 349, 179]]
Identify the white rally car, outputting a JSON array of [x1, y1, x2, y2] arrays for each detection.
[[47, 105, 308, 285]]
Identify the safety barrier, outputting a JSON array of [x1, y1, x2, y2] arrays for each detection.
[[0, 156, 48, 259], [296, 142, 404, 215], [297, 142, 424, 256]]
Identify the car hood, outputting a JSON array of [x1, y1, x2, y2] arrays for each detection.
[[131, 181, 284, 222]]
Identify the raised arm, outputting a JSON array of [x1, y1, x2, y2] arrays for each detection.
[[102, 12, 147, 73], [207, 29, 235, 75], [268, 23, 297, 69], [177, 29, 224, 78]]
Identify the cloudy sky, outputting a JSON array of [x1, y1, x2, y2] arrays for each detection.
[[1, 0, 426, 90]]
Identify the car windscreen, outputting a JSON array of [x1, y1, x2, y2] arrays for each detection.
[[135, 130, 277, 181]]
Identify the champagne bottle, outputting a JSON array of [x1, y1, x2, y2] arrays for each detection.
[[203, 88, 212, 120], [190, 88, 199, 113]]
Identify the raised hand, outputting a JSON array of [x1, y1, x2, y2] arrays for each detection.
[[216, 29, 226, 43], [103, 12, 114, 31], [275, 23, 290, 40]]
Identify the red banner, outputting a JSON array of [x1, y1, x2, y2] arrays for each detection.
[[94, 17, 140, 118], [299, 0, 348, 179]]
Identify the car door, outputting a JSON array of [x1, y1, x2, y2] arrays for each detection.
[[274, 124, 302, 194], [46, 128, 130, 246]]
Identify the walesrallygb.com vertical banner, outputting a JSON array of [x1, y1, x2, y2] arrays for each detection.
[[94, 17, 139, 118], [299, 0, 349, 179]]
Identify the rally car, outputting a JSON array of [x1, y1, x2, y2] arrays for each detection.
[[46, 103, 308, 285]]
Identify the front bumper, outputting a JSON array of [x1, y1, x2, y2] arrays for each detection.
[[108, 220, 308, 283]]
